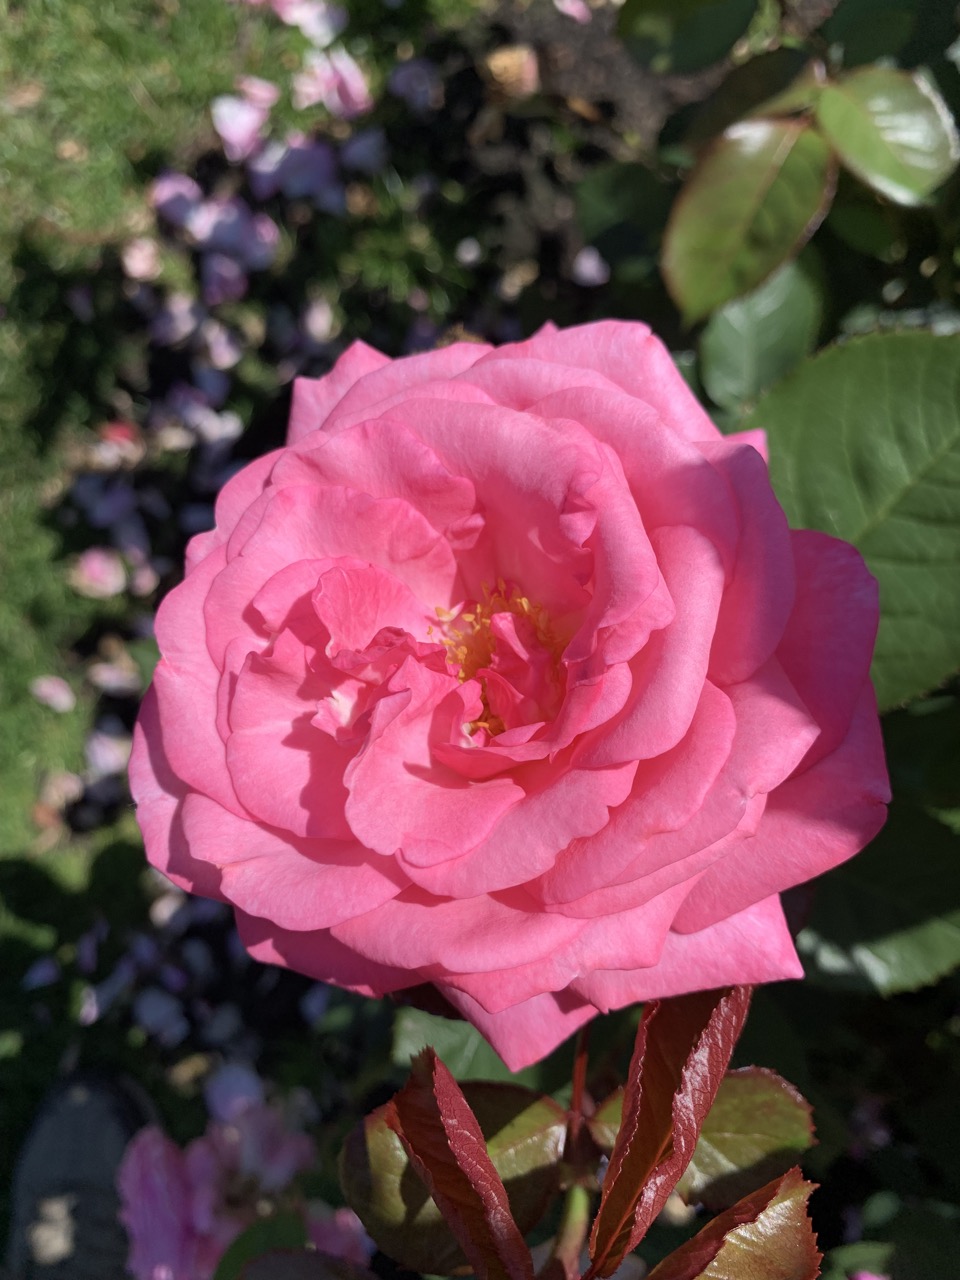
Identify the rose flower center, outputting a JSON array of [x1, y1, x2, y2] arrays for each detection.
[[435, 581, 565, 738]]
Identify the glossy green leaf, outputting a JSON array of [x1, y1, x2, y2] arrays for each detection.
[[700, 257, 823, 411], [645, 1168, 821, 1280], [675, 1068, 815, 1211], [662, 120, 835, 322], [393, 1006, 525, 1083], [213, 1215, 308, 1280], [797, 802, 960, 996], [340, 1082, 566, 1275], [748, 331, 960, 709], [617, 0, 757, 74], [815, 68, 960, 206]]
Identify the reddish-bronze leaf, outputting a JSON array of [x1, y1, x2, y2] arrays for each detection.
[[587, 987, 752, 1279], [645, 1167, 822, 1280], [386, 1048, 534, 1280]]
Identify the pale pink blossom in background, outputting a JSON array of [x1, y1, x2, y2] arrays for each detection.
[[554, 0, 592, 22], [292, 48, 372, 117], [236, 74, 281, 110], [211, 95, 271, 162], [29, 676, 76, 713], [119, 1102, 316, 1280], [67, 547, 127, 598], [572, 246, 611, 287], [273, 0, 346, 44], [121, 237, 163, 282]]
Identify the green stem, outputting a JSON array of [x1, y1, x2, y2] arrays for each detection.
[[545, 1183, 593, 1280]]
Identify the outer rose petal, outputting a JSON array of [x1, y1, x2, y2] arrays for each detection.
[[129, 689, 225, 900], [287, 340, 390, 442], [572, 895, 803, 1012], [438, 984, 596, 1074], [674, 682, 889, 932]]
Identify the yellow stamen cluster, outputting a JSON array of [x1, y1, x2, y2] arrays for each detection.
[[436, 580, 555, 683], [432, 581, 561, 738]]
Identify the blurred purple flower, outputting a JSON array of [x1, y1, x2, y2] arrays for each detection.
[[151, 293, 205, 346], [299, 982, 330, 1027], [134, 987, 190, 1046], [66, 285, 94, 322], [292, 48, 372, 118], [340, 126, 387, 174], [29, 676, 76, 713], [308, 1206, 375, 1266], [22, 957, 62, 991], [205, 1063, 265, 1123], [200, 320, 244, 370], [211, 1103, 315, 1193], [251, 132, 344, 211], [75, 921, 108, 975], [388, 57, 443, 113], [151, 172, 204, 228], [200, 252, 248, 306], [67, 547, 127, 599], [191, 362, 231, 407]]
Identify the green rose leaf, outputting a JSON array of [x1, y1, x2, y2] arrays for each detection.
[[339, 1080, 565, 1275], [797, 802, 960, 996], [617, 0, 758, 75], [645, 1168, 821, 1280], [662, 120, 836, 322], [700, 257, 823, 411], [675, 1068, 815, 1211], [815, 68, 960, 206], [747, 331, 960, 709], [213, 1214, 308, 1280]]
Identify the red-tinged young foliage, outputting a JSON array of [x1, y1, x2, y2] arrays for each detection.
[[385, 1049, 534, 1280], [644, 1167, 822, 1280], [587, 987, 753, 1279]]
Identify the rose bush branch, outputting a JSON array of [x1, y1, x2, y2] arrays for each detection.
[[334, 986, 820, 1280]]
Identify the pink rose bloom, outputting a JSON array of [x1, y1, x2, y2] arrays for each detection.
[[292, 48, 373, 118], [130, 321, 889, 1071]]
